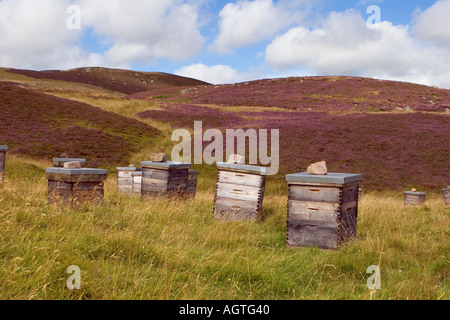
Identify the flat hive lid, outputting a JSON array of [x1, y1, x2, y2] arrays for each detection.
[[0, 145, 9, 151], [217, 162, 270, 175], [404, 191, 426, 196], [46, 168, 107, 175], [286, 172, 363, 185], [53, 158, 86, 162], [116, 167, 143, 172], [140, 161, 191, 169]]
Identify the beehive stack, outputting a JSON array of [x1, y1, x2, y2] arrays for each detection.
[[131, 171, 143, 194], [213, 162, 268, 221], [404, 190, 426, 206], [117, 166, 142, 194], [53, 158, 86, 168], [140, 161, 191, 199], [443, 188, 450, 205], [0, 145, 8, 185], [46, 167, 107, 206], [187, 170, 200, 198], [285, 172, 363, 250]]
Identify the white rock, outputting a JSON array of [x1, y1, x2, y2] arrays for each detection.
[[151, 153, 168, 163], [307, 161, 328, 175], [64, 161, 82, 169]]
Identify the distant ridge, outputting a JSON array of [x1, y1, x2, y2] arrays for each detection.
[[0, 81, 158, 166], [7, 67, 210, 95]]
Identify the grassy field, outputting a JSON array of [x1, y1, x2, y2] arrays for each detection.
[[0, 155, 448, 300]]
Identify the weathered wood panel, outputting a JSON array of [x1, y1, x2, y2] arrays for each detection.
[[216, 182, 261, 202], [142, 169, 170, 180], [214, 197, 261, 221], [118, 171, 133, 179], [48, 183, 104, 206], [141, 165, 190, 200], [287, 219, 340, 250], [187, 171, 199, 196], [342, 183, 360, 203], [118, 181, 133, 188], [0, 151, 5, 184], [45, 172, 107, 183], [404, 192, 426, 206], [443, 188, 450, 205], [46, 168, 106, 206], [141, 177, 168, 189], [288, 200, 340, 215], [218, 171, 264, 187], [289, 185, 342, 203], [132, 174, 142, 194]]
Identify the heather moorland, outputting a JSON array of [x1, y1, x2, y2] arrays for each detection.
[[0, 68, 448, 301]]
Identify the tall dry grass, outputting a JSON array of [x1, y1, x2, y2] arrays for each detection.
[[0, 155, 448, 300]]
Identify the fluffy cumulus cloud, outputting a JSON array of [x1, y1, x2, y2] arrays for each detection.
[[265, 8, 450, 88], [174, 63, 245, 84], [211, 0, 307, 53], [413, 0, 450, 47], [0, 0, 102, 69], [0, 0, 204, 70], [78, 0, 204, 65]]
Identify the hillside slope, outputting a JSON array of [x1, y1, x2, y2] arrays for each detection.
[[162, 76, 450, 112], [0, 81, 159, 166], [6, 67, 210, 95]]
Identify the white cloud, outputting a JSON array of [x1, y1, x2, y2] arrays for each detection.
[[211, 0, 308, 53], [77, 0, 205, 65], [265, 10, 450, 89], [0, 0, 102, 70], [0, 0, 204, 70], [174, 63, 245, 84], [413, 0, 450, 47]]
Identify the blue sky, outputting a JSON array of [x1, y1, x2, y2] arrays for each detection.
[[1, 0, 449, 88]]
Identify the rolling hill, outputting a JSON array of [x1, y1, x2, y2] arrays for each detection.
[[6, 67, 210, 95], [0, 81, 158, 167], [153, 76, 450, 113]]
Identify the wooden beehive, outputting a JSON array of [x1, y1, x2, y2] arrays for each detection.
[[0, 145, 8, 185], [213, 163, 268, 221], [117, 166, 142, 194], [140, 161, 191, 199], [285, 172, 363, 250], [404, 191, 426, 206], [187, 170, 199, 198], [443, 188, 450, 205], [132, 171, 142, 194], [46, 168, 107, 206], [53, 158, 86, 168]]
